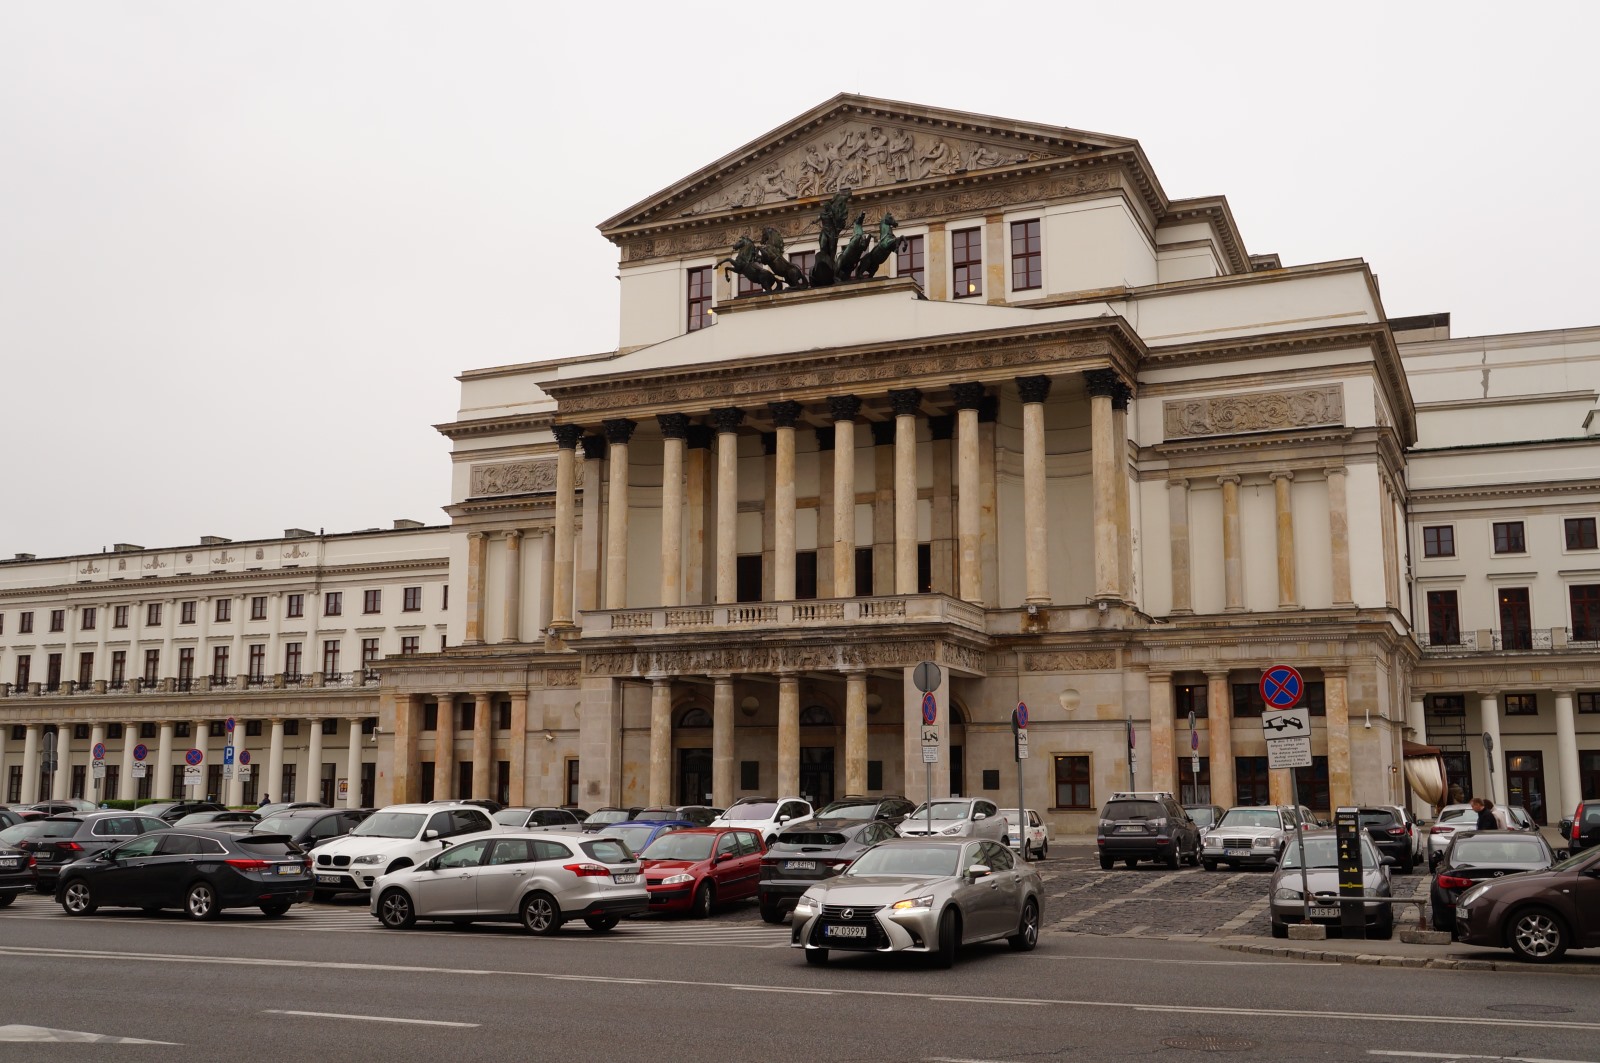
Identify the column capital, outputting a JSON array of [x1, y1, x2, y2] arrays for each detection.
[[580, 434, 608, 461], [1269, 470, 1296, 483], [603, 418, 637, 446], [827, 394, 862, 423], [1146, 670, 1173, 683], [1168, 477, 1189, 490], [887, 387, 923, 417], [686, 425, 714, 450], [928, 415, 954, 441], [1082, 368, 1122, 398], [870, 421, 896, 447], [768, 400, 804, 428], [1551, 686, 1577, 697], [501, 529, 523, 543], [1015, 375, 1052, 405], [552, 424, 584, 449], [1217, 474, 1241, 487], [815, 425, 835, 451], [1204, 669, 1232, 681], [709, 406, 745, 434], [841, 668, 869, 679], [434, 692, 456, 703], [950, 382, 986, 411], [1110, 381, 1133, 411], [649, 676, 673, 688], [656, 413, 690, 440], [471, 691, 492, 701], [467, 530, 488, 543], [1476, 689, 1499, 700], [1324, 465, 1348, 479]]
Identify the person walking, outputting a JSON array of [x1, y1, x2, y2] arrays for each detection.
[[1473, 797, 1498, 831]]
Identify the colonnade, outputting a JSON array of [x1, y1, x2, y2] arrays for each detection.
[[389, 690, 529, 806]]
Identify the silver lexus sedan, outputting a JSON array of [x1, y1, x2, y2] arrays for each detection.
[[790, 837, 1042, 967]]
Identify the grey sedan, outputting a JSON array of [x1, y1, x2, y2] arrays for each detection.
[[790, 837, 1042, 967], [1269, 829, 1394, 939]]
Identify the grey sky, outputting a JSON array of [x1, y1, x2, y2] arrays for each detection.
[[3, 2, 1595, 559]]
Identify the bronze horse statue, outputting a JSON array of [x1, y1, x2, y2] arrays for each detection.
[[718, 236, 777, 293], [808, 189, 853, 287], [852, 212, 903, 279], [756, 228, 808, 289], [835, 212, 870, 280]]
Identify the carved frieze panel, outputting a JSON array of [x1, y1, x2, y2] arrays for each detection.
[[470, 459, 585, 498], [1025, 650, 1117, 672], [582, 640, 973, 678], [543, 668, 579, 688], [1162, 385, 1344, 441]]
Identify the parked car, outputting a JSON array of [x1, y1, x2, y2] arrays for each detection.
[[494, 806, 586, 832], [899, 798, 1009, 844], [1096, 792, 1202, 869], [255, 801, 328, 819], [252, 807, 374, 882], [23, 812, 169, 893], [1000, 808, 1050, 860], [816, 795, 917, 826], [1201, 806, 1296, 871], [427, 798, 504, 814], [790, 837, 1043, 967], [1269, 829, 1393, 939], [581, 807, 643, 831], [56, 828, 312, 920], [1559, 798, 1600, 853], [639, 827, 765, 917], [1453, 846, 1600, 961], [0, 837, 32, 906], [309, 803, 495, 894], [758, 817, 897, 922], [0, 810, 30, 830], [1427, 803, 1537, 868], [133, 800, 228, 824], [371, 831, 646, 934], [1430, 829, 1559, 933], [634, 805, 721, 827], [710, 797, 813, 847], [598, 820, 692, 857], [29, 799, 97, 816], [171, 810, 260, 828], [1356, 805, 1421, 873], [1184, 804, 1226, 837]]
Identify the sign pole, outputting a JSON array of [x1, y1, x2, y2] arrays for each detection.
[[1013, 702, 1029, 859], [1126, 716, 1135, 791], [913, 664, 942, 839], [1290, 768, 1311, 926]]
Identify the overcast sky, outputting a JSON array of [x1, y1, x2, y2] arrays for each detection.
[[3, 2, 1595, 559]]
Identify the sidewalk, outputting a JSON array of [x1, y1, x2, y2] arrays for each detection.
[[1217, 933, 1600, 976]]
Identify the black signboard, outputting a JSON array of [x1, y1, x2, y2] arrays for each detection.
[[1334, 806, 1367, 939]]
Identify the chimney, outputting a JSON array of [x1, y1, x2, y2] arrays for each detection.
[[112, 544, 144, 553], [392, 519, 424, 530], [199, 536, 232, 546], [283, 528, 314, 539], [13, 553, 36, 561]]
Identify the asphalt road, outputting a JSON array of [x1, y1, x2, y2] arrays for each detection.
[[1, 887, 1597, 1062]]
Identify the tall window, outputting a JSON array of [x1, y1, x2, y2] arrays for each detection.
[[402, 587, 422, 612], [322, 639, 341, 677], [1177, 683, 1209, 720], [284, 642, 303, 678], [361, 638, 380, 668], [952, 227, 982, 298], [113, 605, 129, 628], [18, 612, 32, 634], [110, 650, 126, 687], [180, 601, 196, 624], [248, 644, 266, 681], [895, 234, 925, 287], [1570, 584, 1600, 642], [1294, 756, 1331, 813], [13, 655, 29, 688], [1231, 683, 1266, 719], [363, 590, 381, 614], [1053, 755, 1091, 809], [143, 649, 160, 683], [401, 635, 420, 655], [442, 585, 449, 610], [1235, 756, 1271, 806], [77, 652, 93, 688], [1566, 517, 1598, 550], [1493, 521, 1526, 554], [1427, 590, 1461, 645], [177, 647, 195, 683], [146, 603, 162, 627], [1422, 526, 1455, 557], [1010, 219, 1041, 290], [324, 592, 342, 617], [49, 610, 65, 633], [46, 654, 61, 690], [1498, 588, 1532, 650], [686, 266, 713, 332], [286, 594, 304, 619], [788, 249, 816, 281], [212, 645, 230, 680], [1504, 693, 1537, 716], [215, 598, 231, 622], [80, 606, 96, 631], [250, 596, 267, 620]]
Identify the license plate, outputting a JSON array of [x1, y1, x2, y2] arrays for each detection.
[[785, 860, 816, 871], [825, 924, 868, 939], [614, 873, 637, 884], [1114, 825, 1142, 834], [277, 865, 302, 875], [316, 874, 341, 885], [0, 859, 19, 869], [1225, 848, 1250, 857], [1455, 905, 1469, 921], [1309, 906, 1340, 918]]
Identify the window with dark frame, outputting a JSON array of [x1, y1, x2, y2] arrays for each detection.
[[794, 551, 818, 600], [401, 636, 419, 655], [740, 761, 760, 790], [403, 586, 422, 612], [324, 592, 342, 617], [867, 760, 883, 790], [854, 547, 873, 597], [1231, 683, 1266, 719], [442, 585, 449, 610], [18, 611, 32, 634], [212, 645, 229, 680], [1422, 525, 1455, 557], [177, 647, 194, 682], [1571, 584, 1600, 642], [250, 595, 267, 620], [110, 650, 126, 687], [143, 649, 159, 682], [1427, 589, 1461, 645], [13, 655, 29, 688], [1053, 755, 1091, 809], [284, 641, 303, 678], [246, 720, 262, 737], [1010, 219, 1041, 290], [180, 601, 196, 625], [1493, 521, 1526, 554], [248, 644, 265, 681], [77, 652, 93, 689], [952, 227, 982, 299], [286, 594, 304, 619], [215, 598, 231, 623], [895, 234, 925, 287], [1566, 517, 1598, 551], [1503, 693, 1537, 716], [49, 610, 64, 633], [1235, 756, 1270, 806], [1177, 682, 1209, 720], [80, 607, 96, 631], [46, 653, 61, 691], [114, 605, 128, 628], [146, 603, 162, 627], [321, 639, 340, 677], [1578, 692, 1600, 714], [363, 589, 381, 614], [1498, 588, 1532, 649], [362, 638, 380, 667], [789, 249, 816, 280], [686, 266, 713, 332], [917, 543, 932, 594], [736, 555, 763, 603]]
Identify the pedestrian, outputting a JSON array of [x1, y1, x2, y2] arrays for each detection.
[[1474, 797, 1498, 831], [258, 793, 270, 809]]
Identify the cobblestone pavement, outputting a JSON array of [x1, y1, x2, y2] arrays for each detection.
[[1033, 844, 1431, 940]]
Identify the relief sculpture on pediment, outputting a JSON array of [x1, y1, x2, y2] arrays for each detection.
[[1162, 385, 1344, 440]]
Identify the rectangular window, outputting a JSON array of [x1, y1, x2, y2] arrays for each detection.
[[402, 586, 422, 612], [442, 585, 449, 610], [917, 543, 932, 594], [107, 723, 123, 740], [981, 769, 1000, 790], [1010, 219, 1041, 290], [1566, 517, 1598, 550], [208, 721, 226, 738], [1179, 756, 1210, 805], [246, 720, 262, 737], [1235, 755, 1270, 806], [324, 592, 342, 617], [215, 598, 231, 623], [1493, 521, 1526, 554], [1498, 588, 1532, 650], [1422, 525, 1455, 558], [567, 759, 581, 807], [46, 653, 61, 690], [1231, 683, 1265, 719], [140, 722, 157, 739], [1177, 683, 1208, 720], [736, 555, 763, 603], [178, 647, 195, 682], [110, 650, 126, 687], [952, 227, 982, 299], [77, 652, 93, 688], [788, 249, 816, 282], [248, 644, 265, 681], [867, 760, 884, 791], [212, 645, 229, 680], [284, 720, 300, 736], [854, 547, 874, 598], [1294, 756, 1331, 813], [1504, 693, 1537, 716], [1582, 751, 1600, 800], [284, 642, 303, 677], [1571, 585, 1600, 642], [146, 603, 162, 627], [1053, 754, 1091, 809], [1578, 692, 1600, 714], [460, 702, 474, 731], [686, 265, 713, 332], [142, 649, 159, 683], [13, 655, 29, 689], [321, 639, 340, 676], [794, 551, 818, 601], [423, 704, 438, 731], [250, 596, 267, 620], [80, 606, 96, 631], [497, 702, 511, 730], [1427, 590, 1461, 646], [895, 234, 925, 288], [363, 589, 381, 614], [286, 594, 304, 619], [49, 609, 65, 633], [180, 601, 196, 625], [361, 638, 380, 666], [322, 718, 338, 736], [113, 605, 128, 629], [18, 612, 32, 634], [401, 636, 419, 656], [740, 761, 760, 791]]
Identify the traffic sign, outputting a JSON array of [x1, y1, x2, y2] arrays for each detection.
[[1015, 730, 1030, 760], [184, 748, 204, 767], [912, 661, 942, 694], [238, 764, 253, 780], [223, 745, 235, 766], [132, 743, 148, 762], [921, 692, 937, 725], [223, 766, 234, 780], [225, 717, 236, 733], [92, 761, 107, 779], [239, 750, 251, 766], [1191, 753, 1201, 774], [920, 726, 939, 747], [1267, 735, 1313, 770], [1262, 707, 1311, 738], [92, 742, 106, 760], [131, 763, 147, 779], [1260, 665, 1304, 709], [1012, 702, 1029, 730], [183, 764, 202, 786], [921, 745, 939, 764]]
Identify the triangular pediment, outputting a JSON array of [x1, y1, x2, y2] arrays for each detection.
[[599, 94, 1135, 235]]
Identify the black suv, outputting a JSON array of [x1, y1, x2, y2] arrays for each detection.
[[757, 816, 900, 923], [135, 801, 228, 824], [1356, 805, 1418, 873], [1561, 798, 1600, 853], [1095, 792, 1201, 869], [816, 795, 916, 826]]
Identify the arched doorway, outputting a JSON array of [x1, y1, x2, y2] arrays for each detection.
[[948, 703, 967, 797]]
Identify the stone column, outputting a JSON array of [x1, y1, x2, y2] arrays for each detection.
[[267, 719, 285, 803], [761, 433, 777, 600], [1167, 479, 1193, 614], [603, 418, 637, 610], [463, 531, 488, 644], [578, 435, 607, 612], [685, 427, 712, 605], [1111, 382, 1134, 600], [770, 402, 802, 601], [345, 720, 363, 809], [1326, 466, 1353, 606], [52, 730, 72, 799], [120, 723, 137, 804], [929, 416, 955, 595], [390, 692, 419, 805], [889, 388, 922, 595], [871, 421, 896, 595], [1326, 671, 1354, 810], [657, 414, 689, 607], [712, 676, 735, 808], [649, 678, 673, 805], [472, 691, 492, 799], [306, 716, 324, 805], [1017, 375, 1052, 605], [845, 671, 868, 796], [538, 529, 555, 637], [20, 725, 40, 803], [434, 695, 456, 800], [1271, 471, 1298, 608], [1084, 370, 1120, 601], [1148, 672, 1176, 795], [815, 426, 836, 598], [978, 397, 1000, 606], [1407, 696, 1427, 742], [1218, 474, 1244, 612], [1553, 688, 1581, 822], [497, 530, 522, 643], [1479, 691, 1505, 806], [1206, 672, 1234, 808], [711, 407, 744, 604], [155, 722, 175, 799], [953, 383, 985, 604], [830, 395, 862, 597], [777, 674, 800, 798], [508, 692, 528, 807], [550, 425, 582, 627]]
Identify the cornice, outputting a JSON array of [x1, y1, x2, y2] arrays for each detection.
[[1415, 389, 1597, 412], [0, 558, 449, 603], [1409, 478, 1600, 504], [434, 412, 554, 442]]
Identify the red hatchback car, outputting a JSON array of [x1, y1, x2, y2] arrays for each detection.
[[639, 827, 764, 918]]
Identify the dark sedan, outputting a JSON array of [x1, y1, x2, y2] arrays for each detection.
[[133, 800, 228, 823], [1454, 846, 1600, 962], [758, 817, 901, 922], [1431, 830, 1558, 932], [56, 828, 312, 920], [23, 812, 168, 893], [816, 795, 917, 826], [0, 837, 37, 905]]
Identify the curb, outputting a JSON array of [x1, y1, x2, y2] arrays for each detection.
[[1217, 940, 1600, 976]]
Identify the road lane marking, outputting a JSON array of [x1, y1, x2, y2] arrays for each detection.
[[5, 945, 1597, 1034], [730, 986, 835, 995], [930, 997, 1049, 1006], [1041, 955, 1325, 967], [0, 1025, 178, 1044], [1369, 1053, 1598, 1063], [263, 1010, 478, 1028]]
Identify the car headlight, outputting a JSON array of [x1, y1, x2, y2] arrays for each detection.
[[941, 825, 963, 835], [890, 894, 935, 911], [1459, 883, 1492, 907], [662, 873, 693, 885], [1273, 887, 1302, 901], [1254, 836, 1278, 848], [352, 854, 382, 865], [793, 892, 819, 915]]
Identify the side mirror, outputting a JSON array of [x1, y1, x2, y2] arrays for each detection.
[[423, 829, 439, 841], [965, 864, 991, 881], [1559, 819, 1573, 834], [777, 815, 790, 824], [1555, 849, 1571, 861], [973, 812, 987, 821]]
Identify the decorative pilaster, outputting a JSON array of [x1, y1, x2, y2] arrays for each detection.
[[710, 407, 744, 604], [501, 530, 523, 642], [1148, 672, 1176, 795], [845, 671, 868, 796], [1205, 672, 1234, 808], [1270, 471, 1297, 609], [829, 395, 862, 597], [464, 532, 488, 644], [1111, 382, 1134, 600], [952, 382, 986, 604], [712, 676, 735, 808], [508, 692, 528, 807], [657, 414, 689, 607], [1167, 479, 1193, 614], [1016, 375, 1052, 605], [777, 674, 800, 799], [1553, 688, 1581, 819], [1218, 474, 1244, 612], [649, 678, 673, 806], [888, 388, 922, 595], [603, 418, 637, 610], [1326, 671, 1354, 810], [1326, 466, 1353, 606], [770, 401, 803, 601]]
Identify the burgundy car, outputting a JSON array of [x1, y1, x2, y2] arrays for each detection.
[[639, 827, 764, 918], [1453, 846, 1600, 962]]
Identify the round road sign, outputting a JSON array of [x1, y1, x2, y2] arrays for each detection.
[[1260, 665, 1304, 710], [1013, 702, 1029, 730], [225, 717, 236, 733], [92, 742, 106, 760], [921, 692, 938, 725], [184, 748, 204, 767], [132, 744, 148, 762], [912, 662, 942, 694], [239, 750, 252, 766]]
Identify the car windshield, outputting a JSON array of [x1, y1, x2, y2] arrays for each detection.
[[1439, 808, 1477, 824], [1279, 837, 1380, 869], [1453, 837, 1549, 864], [909, 801, 971, 820], [1217, 809, 1282, 830], [820, 802, 879, 820], [0, 822, 49, 845], [350, 812, 423, 839], [1187, 808, 1219, 829], [846, 845, 959, 878], [584, 810, 632, 826], [601, 825, 660, 853], [641, 834, 714, 861], [1103, 800, 1164, 820], [722, 802, 778, 821], [493, 809, 529, 826], [1358, 810, 1398, 826]]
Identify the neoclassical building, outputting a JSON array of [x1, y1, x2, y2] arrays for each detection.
[[4, 97, 1595, 829]]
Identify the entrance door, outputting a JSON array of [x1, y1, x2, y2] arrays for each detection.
[[678, 748, 712, 806], [1506, 751, 1547, 824], [799, 747, 834, 806]]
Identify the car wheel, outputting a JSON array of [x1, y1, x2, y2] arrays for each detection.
[[1202, 860, 1217, 872], [1371, 915, 1393, 941], [1271, 921, 1288, 939], [1099, 854, 1114, 870], [584, 914, 619, 933], [804, 947, 829, 966], [1164, 845, 1179, 870], [519, 891, 562, 936], [1124, 858, 1137, 869], [0, 893, 14, 908], [259, 902, 291, 918], [1507, 907, 1569, 963], [1039, 841, 1048, 860], [1007, 898, 1039, 952], [1400, 856, 1414, 874], [377, 889, 415, 930], [932, 909, 960, 969], [691, 881, 715, 920], [60, 879, 97, 916], [760, 898, 785, 924], [184, 882, 219, 921]]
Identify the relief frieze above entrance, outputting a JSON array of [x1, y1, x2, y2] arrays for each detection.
[[1162, 384, 1344, 440]]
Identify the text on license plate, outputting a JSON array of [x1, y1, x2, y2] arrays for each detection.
[[1456, 905, 1470, 920], [1309, 906, 1341, 918], [614, 873, 637, 884], [1114, 825, 1142, 834], [316, 874, 341, 884], [0, 859, 20, 869], [785, 860, 816, 871], [1224, 848, 1250, 857], [277, 865, 303, 875], [825, 924, 868, 939]]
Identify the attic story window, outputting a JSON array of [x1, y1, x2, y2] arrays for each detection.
[[952, 227, 982, 299], [687, 266, 713, 332]]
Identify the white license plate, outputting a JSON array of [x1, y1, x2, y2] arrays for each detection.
[[277, 865, 302, 876], [1224, 848, 1250, 857], [614, 873, 638, 884], [825, 924, 868, 939], [1114, 825, 1142, 834], [0, 859, 20, 869], [315, 874, 341, 885], [1309, 906, 1340, 918], [1455, 905, 1469, 920], [785, 860, 816, 871]]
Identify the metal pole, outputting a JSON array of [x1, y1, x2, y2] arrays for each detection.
[[1290, 770, 1311, 926], [925, 762, 932, 837], [1126, 716, 1135, 791], [1016, 734, 1026, 859]]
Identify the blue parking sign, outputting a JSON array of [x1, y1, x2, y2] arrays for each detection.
[[224, 744, 235, 766]]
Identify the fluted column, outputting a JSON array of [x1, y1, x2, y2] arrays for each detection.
[[1327, 671, 1354, 810], [1149, 672, 1176, 795], [1479, 691, 1505, 806], [20, 725, 40, 803], [1168, 479, 1193, 614], [711, 407, 744, 604], [829, 395, 862, 597], [345, 719, 363, 809], [267, 719, 285, 803], [464, 532, 488, 644], [1084, 370, 1119, 600], [953, 383, 985, 604], [768, 402, 802, 601], [508, 692, 528, 807], [306, 716, 324, 804], [434, 694, 456, 800], [845, 671, 868, 796], [472, 691, 492, 799], [1271, 471, 1298, 608], [119, 723, 137, 804], [155, 721, 175, 799], [498, 530, 523, 643], [1553, 688, 1581, 821], [887, 388, 922, 594], [603, 418, 637, 609], [649, 678, 673, 805], [550, 425, 583, 627], [777, 674, 800, 798], [657, 414, 689, 606], [1218, 474, 1244, 612], [712, 676, 735, 807], [1206, 672, 1234, 807], [1016, 375, 1052, 604], [1326, 466, 1353, 606]]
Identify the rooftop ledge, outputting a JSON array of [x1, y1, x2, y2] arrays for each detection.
[[712, 274, 925, 317]]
